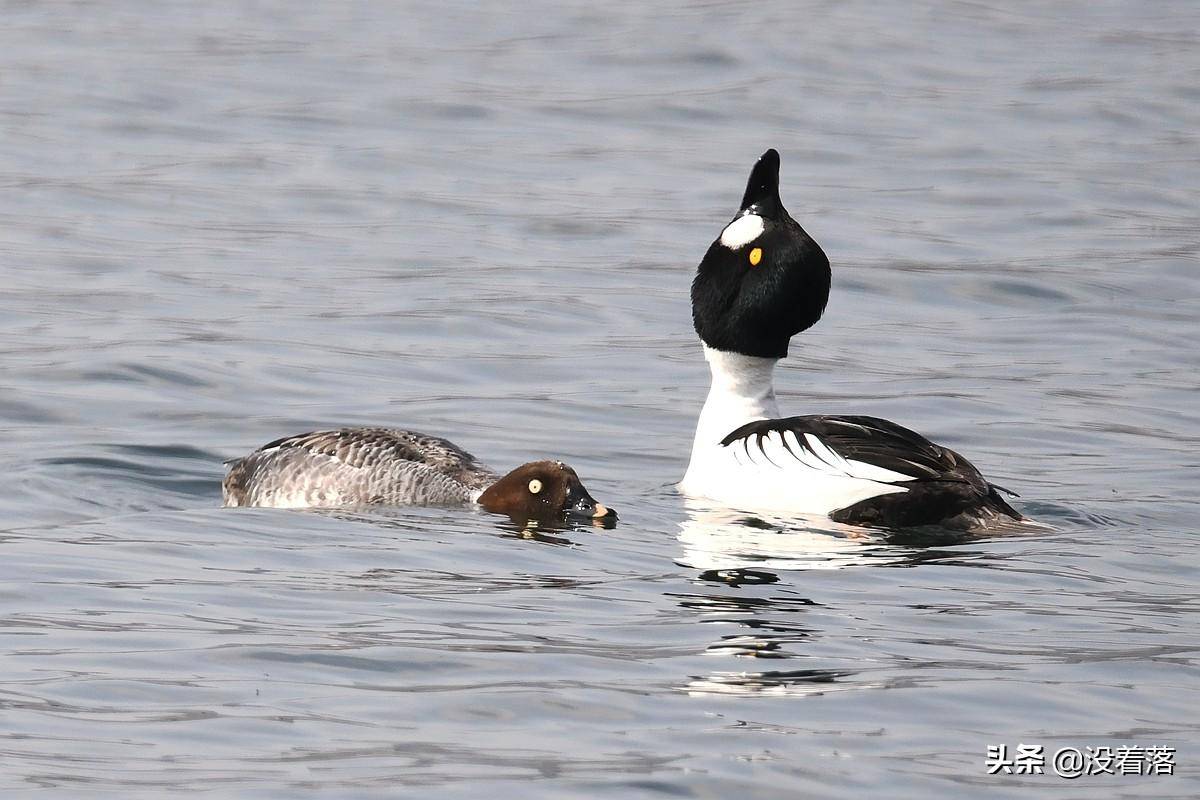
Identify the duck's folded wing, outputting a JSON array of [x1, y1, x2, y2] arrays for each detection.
[[252, 428, 488, 479], [223, 428, 494, 508], [719, 415, 1019, 526]]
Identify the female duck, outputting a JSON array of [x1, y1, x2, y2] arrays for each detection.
[[224, 427, 614, 522]]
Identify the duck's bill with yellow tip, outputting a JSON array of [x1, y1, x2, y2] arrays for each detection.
[[476, 460, 616, 524]]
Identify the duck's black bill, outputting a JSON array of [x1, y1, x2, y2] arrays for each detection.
[[739, 148, 783, 219], [564, 482, 616, 522]]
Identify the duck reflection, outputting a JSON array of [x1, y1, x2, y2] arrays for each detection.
[[668, 570, 840, 696], [673, 500, 995, 697], [684, 668, 875, 697], [504, 510, 618, 544], [672, 582, 863, 697], [676, 498, 1003, 572], [677, 499, 903, 572], [316, 505, 615, 547]]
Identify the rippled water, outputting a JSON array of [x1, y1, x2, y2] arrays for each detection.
[[2, 2, 1198, 797]]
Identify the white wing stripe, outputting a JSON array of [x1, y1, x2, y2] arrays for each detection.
[[804, 433, 849, 471], [784, 430, 827, 472], [729, 429, 920, 485]]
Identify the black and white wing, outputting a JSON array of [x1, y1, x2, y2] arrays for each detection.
[[720, 415, 1020, 528]]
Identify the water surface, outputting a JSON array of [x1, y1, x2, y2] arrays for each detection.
[[2, 2, 1198, 797]]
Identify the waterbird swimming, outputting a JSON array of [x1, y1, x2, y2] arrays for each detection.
[[680, 149, 1021, 529]]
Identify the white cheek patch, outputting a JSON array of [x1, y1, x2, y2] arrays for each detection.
[[719, 214, 764, 249]]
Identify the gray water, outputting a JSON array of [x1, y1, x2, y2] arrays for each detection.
[[2, 2, 1198, 797]]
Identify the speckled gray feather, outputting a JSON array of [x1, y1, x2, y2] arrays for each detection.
[[222, 428, 499, 508]]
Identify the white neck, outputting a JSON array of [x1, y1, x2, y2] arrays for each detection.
[[683, 345, 780, 488]]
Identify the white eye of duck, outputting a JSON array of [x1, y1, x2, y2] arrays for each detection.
[[528, 479, 543, 495]]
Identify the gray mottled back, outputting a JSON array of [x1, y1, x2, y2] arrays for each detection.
[[222, 428, 499, 508]]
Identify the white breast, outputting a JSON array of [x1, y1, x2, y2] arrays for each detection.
[[682, 346, 914, 516], [681, 427, 911, 516]]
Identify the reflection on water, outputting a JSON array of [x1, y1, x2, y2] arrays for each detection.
[[670, 536, 847, 698], [673, 499, 1010, 572], [671, 502, 1062, 698], [676, 500, 897, 571], [684, 669, 873, 698], [672, 574, 860, 698], [676, 498, 1048, 574], [324, 506, 612, 547]]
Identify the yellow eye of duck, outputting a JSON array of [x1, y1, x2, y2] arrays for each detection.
[[749, 247, 762, 266], [528, 479, 543, 495]]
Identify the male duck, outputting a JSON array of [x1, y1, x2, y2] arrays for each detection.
[[680, 149, 1021, 528]]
